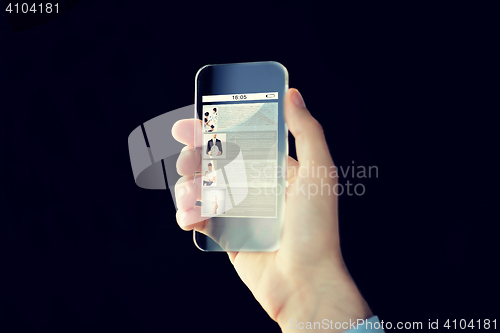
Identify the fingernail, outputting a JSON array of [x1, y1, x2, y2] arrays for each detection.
[[293, 89, 306, 108]]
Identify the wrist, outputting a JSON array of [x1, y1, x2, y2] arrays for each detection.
[[277, 269, 372, 333]]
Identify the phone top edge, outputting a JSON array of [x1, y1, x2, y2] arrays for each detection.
[[196, 61, 288, 76], [195, 64, 213, 82]]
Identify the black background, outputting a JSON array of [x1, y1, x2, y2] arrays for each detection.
[[0, 1, 497, 332]]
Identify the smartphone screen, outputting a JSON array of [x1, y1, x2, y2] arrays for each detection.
[[200, 92, 279, 218], [194, 61, 287, 251]]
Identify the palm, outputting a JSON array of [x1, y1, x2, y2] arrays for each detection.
[[227, 167, 342, 321]]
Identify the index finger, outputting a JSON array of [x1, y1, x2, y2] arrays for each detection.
[[172, 119, 202, 147]]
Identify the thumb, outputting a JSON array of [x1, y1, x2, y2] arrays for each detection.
[[284, 88, 334, 168]]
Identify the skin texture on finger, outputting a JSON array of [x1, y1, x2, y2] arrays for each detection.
[[175, 173, 204, 231], [176, 146, 201, 176], [175, 174, 202, 211], [284, 89, 334, 169], [176, 206, 208, 231], [172, 119, 203, 147], [172, 119, 206, 231], [172, 119, 202, 177]]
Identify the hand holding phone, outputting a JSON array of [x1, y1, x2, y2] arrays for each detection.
[[172, 87, 373, 330]]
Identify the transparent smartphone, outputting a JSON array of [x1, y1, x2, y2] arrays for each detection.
[[194, 61, 288, 251]]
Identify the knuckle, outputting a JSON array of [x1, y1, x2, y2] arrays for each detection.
[[309, 118, 324, 134], [175, 176, 189, 190]]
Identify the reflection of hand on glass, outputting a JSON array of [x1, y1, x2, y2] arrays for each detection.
[[172, 89, 372, 333]]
